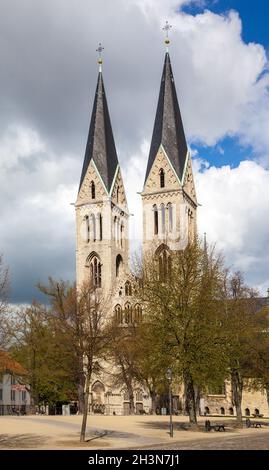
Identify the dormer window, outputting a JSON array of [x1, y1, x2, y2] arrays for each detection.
[[90, 181, 95, 199], [159, 168, 165, 188]]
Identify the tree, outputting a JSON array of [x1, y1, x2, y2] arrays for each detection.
[[221, 271, 264, 427], [75, 281, 108, 442], [0, 254, 9, 348], [10, 301, 77, 406], [137, 239, 228, 427]]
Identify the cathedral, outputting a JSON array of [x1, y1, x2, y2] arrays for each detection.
[[75, 42, 269, 417]]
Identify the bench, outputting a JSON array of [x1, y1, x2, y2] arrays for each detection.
[[246, 419, 262, 429], [252, 413, 264, 418], [205, 420, 225, 432]]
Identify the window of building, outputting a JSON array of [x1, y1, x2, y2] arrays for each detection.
[[124, 303, 132, 324], [159, 168, 165, 188], [153, 205, 158, 235], [220, 407, 225, 415], [11, 375, 15, 385], [97, 213, 102, 241], [245, 408, 250, 416], [116, 254, 123, 277], [115, 304, 122, 324], [11, 390, 16, 401], [160, 204, 165, 234], [136, 390, 143, 402], [167, 203, 173, 232], [156, 245, 171, 282], [116, 186, 120, 203], [90, 181, 95, 199], [90, 214, 96, 241], [125, 281, 132, 296], [0, 389, 2, 401], [134, 304, 142, 323], [229, 407, 234, 415], [22, 391, 26, 402], [88, 254, 101, 288], [120, 224, 124, 248], [85, 215, 89, 242]]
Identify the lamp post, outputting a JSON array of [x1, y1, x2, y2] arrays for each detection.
[[166, 367, 173, 438]]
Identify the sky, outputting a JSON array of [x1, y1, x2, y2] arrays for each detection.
[[0, 0, 269, 303]]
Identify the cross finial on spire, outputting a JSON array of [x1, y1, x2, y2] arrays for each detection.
[[163, 21, 172, 52], [96, 42, 104, 72]]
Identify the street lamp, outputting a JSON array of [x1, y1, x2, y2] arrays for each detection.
[[166, 367, 173, 438]]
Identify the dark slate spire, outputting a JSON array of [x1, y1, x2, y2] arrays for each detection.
[[144, 53, 188, 184], [79, 71, 119, 192]]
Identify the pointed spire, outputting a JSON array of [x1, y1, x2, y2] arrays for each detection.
[[79, 46, 119, 193], [144, 52, 188, 185]]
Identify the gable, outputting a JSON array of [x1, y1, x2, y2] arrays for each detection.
[[143, 146, 181, 193], [76, 160, 107, 205]]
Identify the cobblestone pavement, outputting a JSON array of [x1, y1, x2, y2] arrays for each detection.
[[137, 430, 269, 450]]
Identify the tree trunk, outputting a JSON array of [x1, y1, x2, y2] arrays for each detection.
[[183, 369, 197, 427], [128, 387, 135, 415], [150, 390, 157, 414], [265, 384, 269, 408], [78, 355, 85, 414], [231, 368, 243, 427], [80, 374, 90, 442]]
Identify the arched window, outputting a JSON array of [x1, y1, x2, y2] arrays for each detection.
[[120, 224, 124, 248], [255, 408, 260, 416], [116, 186, 120, 203], [159, 168, 165, 188], [90, 181, 95, 199], [85, 215, 89, 242], [116, 254, 123, 277], [125, 281, 132, 296], [245, 408, 250, 417], [156, 245, 171, 282], [220, 407, 225, 415], [136, 390, 143, 402], [124, 303, 132, 324], [114, 216, 117, 241], [87, 253, 102, 288], [160, 204, 165, 234], [134, 304, 142, 323], [229, 407, 234, 415], [114, 304, 122, 324], [205, 406, 210, 415], [153, 204, 158, 235], [167, 203, 173, 232], [90, 214, 96, 241], [97, 213, 102, 241]]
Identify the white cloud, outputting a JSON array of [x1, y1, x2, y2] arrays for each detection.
[[195, 159, 269, 293]]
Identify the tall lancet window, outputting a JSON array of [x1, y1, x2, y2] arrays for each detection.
[[159, 168, 165, 188], [90, 214, 96, 241], [116, 186, 120, 203], [153, 204, 158, 235], [160, 204, 165, 234], [88, 253, 101, 288], [156, 245, 171, 283], [99, 214, 103, 241], [167, 203, 173, 232], [90, 181, 96, 199]]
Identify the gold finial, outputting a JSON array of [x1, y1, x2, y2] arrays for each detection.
[[163, 21, 172, 52], [96, 43, 104, 72]]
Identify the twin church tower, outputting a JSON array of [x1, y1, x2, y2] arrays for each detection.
[[75, 39, 197, 305]]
